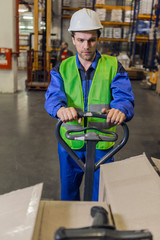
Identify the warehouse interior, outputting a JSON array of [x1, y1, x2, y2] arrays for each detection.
[[1, 0, 160, 198], [1, 1, 160, 237]]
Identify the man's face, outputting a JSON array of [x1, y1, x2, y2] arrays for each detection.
[[72, 31, 99, 62], [62, 42, 67, 50]]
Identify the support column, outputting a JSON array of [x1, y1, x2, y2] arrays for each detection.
[[33, 0, 39, 72], [46, 0, 52, 72], [0, 0, 18, 93]]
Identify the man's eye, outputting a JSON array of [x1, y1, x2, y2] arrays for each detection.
[[89, 39, 96, 43]]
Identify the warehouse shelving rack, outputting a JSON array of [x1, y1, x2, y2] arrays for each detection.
[[129, 0, 155, 66], [60, 0, 95, 42], [94, 2, 132, 43], [93, 0, 134, 56], [129, 0, 160, 85], [148, 0, 160, 85], [61, 0, 133, 55]]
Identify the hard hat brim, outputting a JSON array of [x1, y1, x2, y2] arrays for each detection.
[[68, 26, 103, 32]]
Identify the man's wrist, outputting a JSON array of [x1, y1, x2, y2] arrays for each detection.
[[56, 106, 66, 118]]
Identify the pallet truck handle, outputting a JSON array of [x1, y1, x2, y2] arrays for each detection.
[[65, 126, 118, 142], [55, 111, 129, 172], [55, 227, 152, 240], [54, 206, 152, 240]]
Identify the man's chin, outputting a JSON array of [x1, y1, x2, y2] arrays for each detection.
[[82, 54, 93, 61]]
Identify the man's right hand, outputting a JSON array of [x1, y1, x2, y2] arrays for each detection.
[[57, 107, 82, 123]]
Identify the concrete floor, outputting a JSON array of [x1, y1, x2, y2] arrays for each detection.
[[0, 71, 160, 200]]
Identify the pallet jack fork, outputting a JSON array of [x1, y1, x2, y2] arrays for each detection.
[[55, 112, 152, 240]]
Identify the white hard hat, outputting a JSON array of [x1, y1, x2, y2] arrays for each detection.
[[68, 8, 103, 32]]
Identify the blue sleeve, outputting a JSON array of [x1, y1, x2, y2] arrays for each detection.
[[45, 63, 67, 118], [110, 62, 135, 122]]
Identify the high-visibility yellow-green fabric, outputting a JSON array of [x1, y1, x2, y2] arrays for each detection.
[[59, 55, 118, 150]]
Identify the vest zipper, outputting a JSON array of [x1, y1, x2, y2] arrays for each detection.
[[84, 71, 88, 128]]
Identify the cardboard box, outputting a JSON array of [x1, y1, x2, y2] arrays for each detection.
[[113, 28, 122, 39], [0, 183, 112, 240], [151, 157, 160, 172], [32, 201, 112, 240], [104, 27, 113, 38], [126, 67, 146, 80], [2, 154, 160, 240], [96, 0, 105, 4], [96, 8, 106, 21], [139, 0, 153, 14], [111, 9, 122, 22], [0, 183, 43, 240], [99, 153, 160, 240]]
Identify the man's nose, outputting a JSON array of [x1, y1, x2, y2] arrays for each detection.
[[83, 40, 89, 49]]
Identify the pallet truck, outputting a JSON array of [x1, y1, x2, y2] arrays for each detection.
[[55, 112, 152, 240]]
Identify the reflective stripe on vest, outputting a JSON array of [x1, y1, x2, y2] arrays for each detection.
[[89, 103, 110, 112], [59, 55, 118, 150], [62, 122, 83, 130]]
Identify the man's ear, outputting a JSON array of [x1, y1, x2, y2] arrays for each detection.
[[72, 37, 75, 46]]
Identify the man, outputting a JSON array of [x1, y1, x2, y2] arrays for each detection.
[[45, 8, 134, 201], [57, 41, 73, 62]]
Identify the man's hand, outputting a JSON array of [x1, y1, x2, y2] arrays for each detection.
[[57, 107, 82, 123], [102, 108, 126, 125]]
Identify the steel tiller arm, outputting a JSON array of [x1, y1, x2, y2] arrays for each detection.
[[55, 111, 129, 201]]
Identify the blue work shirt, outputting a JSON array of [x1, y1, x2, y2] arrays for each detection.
[[45, 51, 134, 121]]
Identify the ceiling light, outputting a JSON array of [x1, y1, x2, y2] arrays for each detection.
[[27, 26, 34, 29], [23, 16, 33, 19], [19, 9, 28, 12]]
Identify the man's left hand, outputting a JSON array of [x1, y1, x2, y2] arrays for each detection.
[[102, 108, 126, 125]]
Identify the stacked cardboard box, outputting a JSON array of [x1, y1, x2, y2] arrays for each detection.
[[33, 201, 111, 240], [63, 0, 71, 6], [86, 0, 93, 7], [117, 52, 130, 68], [104, 27, 113, 38], [96, 0, 105, 4], [111, 9, 123, 22], [65, 0, 91, 8], [99, 154, 160, 240], [124, 10, 133, 22], [113, 28, 122, 39], [123, 27, 129, 39], [96, 8, 106, 21], [139, 0, 154, 14], [2, 154, 160, 239]]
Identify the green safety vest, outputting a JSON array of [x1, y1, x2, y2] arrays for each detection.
[[59, 55, 118, 150]]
